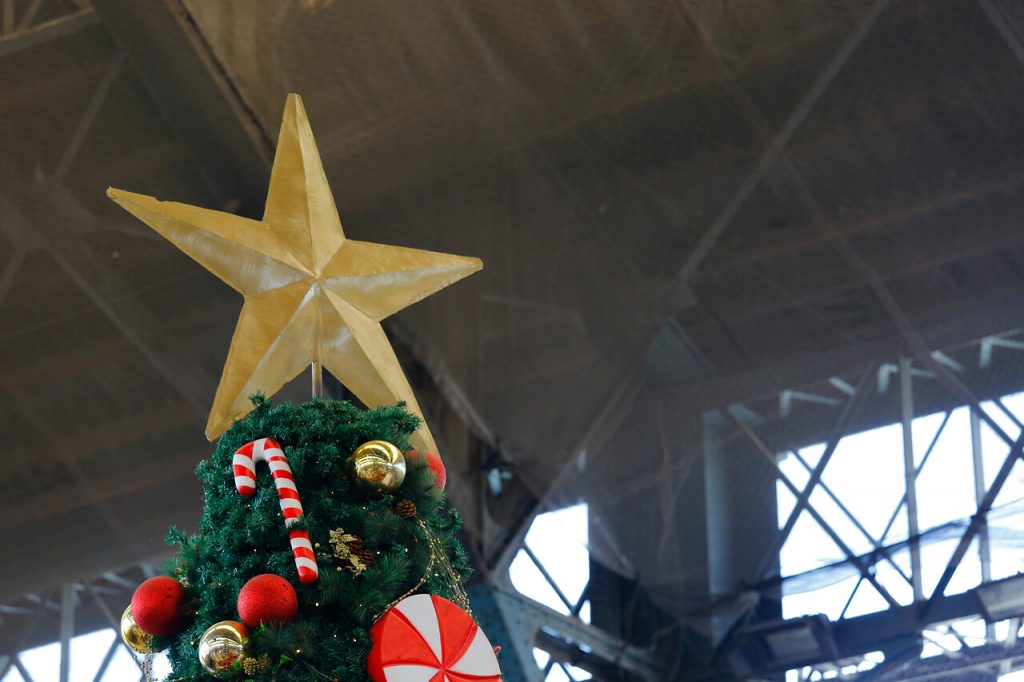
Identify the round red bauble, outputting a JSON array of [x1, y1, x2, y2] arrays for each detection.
[[131, 577, 188, 636], [237, 574, 298, 628], [405, 450, 446, 490]]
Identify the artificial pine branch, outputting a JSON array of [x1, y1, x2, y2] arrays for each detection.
[[158, 398, 469, 681]]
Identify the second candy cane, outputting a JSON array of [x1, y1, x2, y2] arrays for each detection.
[[233, 437, 319, 584]]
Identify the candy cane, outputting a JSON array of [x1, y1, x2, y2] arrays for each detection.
[[233, 438, 318, 584]]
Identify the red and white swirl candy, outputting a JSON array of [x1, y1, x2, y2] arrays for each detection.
[[233, 437, 318, 584], [368, 594, 501, 682]]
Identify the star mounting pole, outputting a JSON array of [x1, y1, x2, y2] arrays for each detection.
[[311, 361, 323, 397]]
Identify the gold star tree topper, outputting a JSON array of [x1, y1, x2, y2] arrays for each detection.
[[107, 94, 481, 453]]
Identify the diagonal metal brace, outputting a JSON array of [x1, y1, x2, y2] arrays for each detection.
[[756, 361, 877, 580], [729, 408, 901, 609]]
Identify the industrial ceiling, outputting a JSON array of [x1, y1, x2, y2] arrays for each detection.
[[5, 0, 1024, 678]]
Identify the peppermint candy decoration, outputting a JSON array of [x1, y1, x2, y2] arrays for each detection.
[[368, 594, 501, 682], [233, 437, 318, 584]]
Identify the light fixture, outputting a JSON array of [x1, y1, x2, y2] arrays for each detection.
[[727, 614, 838, 675], [973, 574, 1024, 622]]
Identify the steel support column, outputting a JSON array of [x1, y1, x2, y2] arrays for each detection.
[[900, 358, 924, 602], [58, 583, 74, 682], [970, 408, 996, 640]]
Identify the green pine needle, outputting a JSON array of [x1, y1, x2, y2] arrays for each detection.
[[160, 397, 471, 681]]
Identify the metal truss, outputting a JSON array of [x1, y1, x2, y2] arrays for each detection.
[[0, 524, 628, 682], [675, 1, 1024, 669], [0, 564, 161, 682], [796, 627, 1024, 682], [487, 506, 660, 682], [0, 0, 219, 592], [720, 328, 1024, 678], [0, 0, 97, 57], [473, 362, 650, 681]]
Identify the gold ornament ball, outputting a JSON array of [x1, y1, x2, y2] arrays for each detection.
[[198, 620, 250, 677], [349, 440, 406, 490], [120, 606, 153, 654]]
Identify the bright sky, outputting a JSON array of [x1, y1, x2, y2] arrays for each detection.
[[509, 503, 592, 681], [777, 392, 1024, 681], [2, 629, 171, 682]]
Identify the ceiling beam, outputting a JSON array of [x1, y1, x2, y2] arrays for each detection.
[[2, 15, 222, 420], [674, 0, 1021, 468], [90, 0, 271, 212], [0, 566, 147, 656], [6, 336, 148, 391], [3, 57, 108, 112], [2, 401, 198, 474], [471, 3, 906, 198], [99, 140, 190, 191], [52, 48, 127, 185], [14, 188, 217, 418], [662, 287, 1024, 412], [0, 7, 97, 58], [3, 290, 237, 393], [0, 502, 186, 606], [674, 0, 892, 283], [0, 370, 147, 570], [0, 442, 200, 527], [700, 217, 1024, 326], [473, 4, 893, 569], [698, 162, 1024, 281], [979, 0, 1024, 68]]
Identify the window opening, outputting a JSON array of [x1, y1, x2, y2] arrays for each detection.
[[510, 503, 591, 679], [777, 385, 1024, 669]]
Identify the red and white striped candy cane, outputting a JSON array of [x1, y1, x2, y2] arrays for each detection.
[[232, 437, 319, 584]]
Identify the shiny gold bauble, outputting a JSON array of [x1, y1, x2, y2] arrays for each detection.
[[198, 620, 250, 677], [120, 606, 153, 654], [349, 440, 406, 490]]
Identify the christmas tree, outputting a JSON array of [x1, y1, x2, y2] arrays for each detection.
[[110, 95, 501, 681]]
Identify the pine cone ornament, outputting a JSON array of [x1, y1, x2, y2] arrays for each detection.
[[356, 548, 376, 568], [328, 528, 374, 574], [395, 499, 418, 519]]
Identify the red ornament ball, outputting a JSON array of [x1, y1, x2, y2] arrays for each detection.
[[405, 450, 446, 490], [237, 574, 298, 628], [131, 577, 189, 636]]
